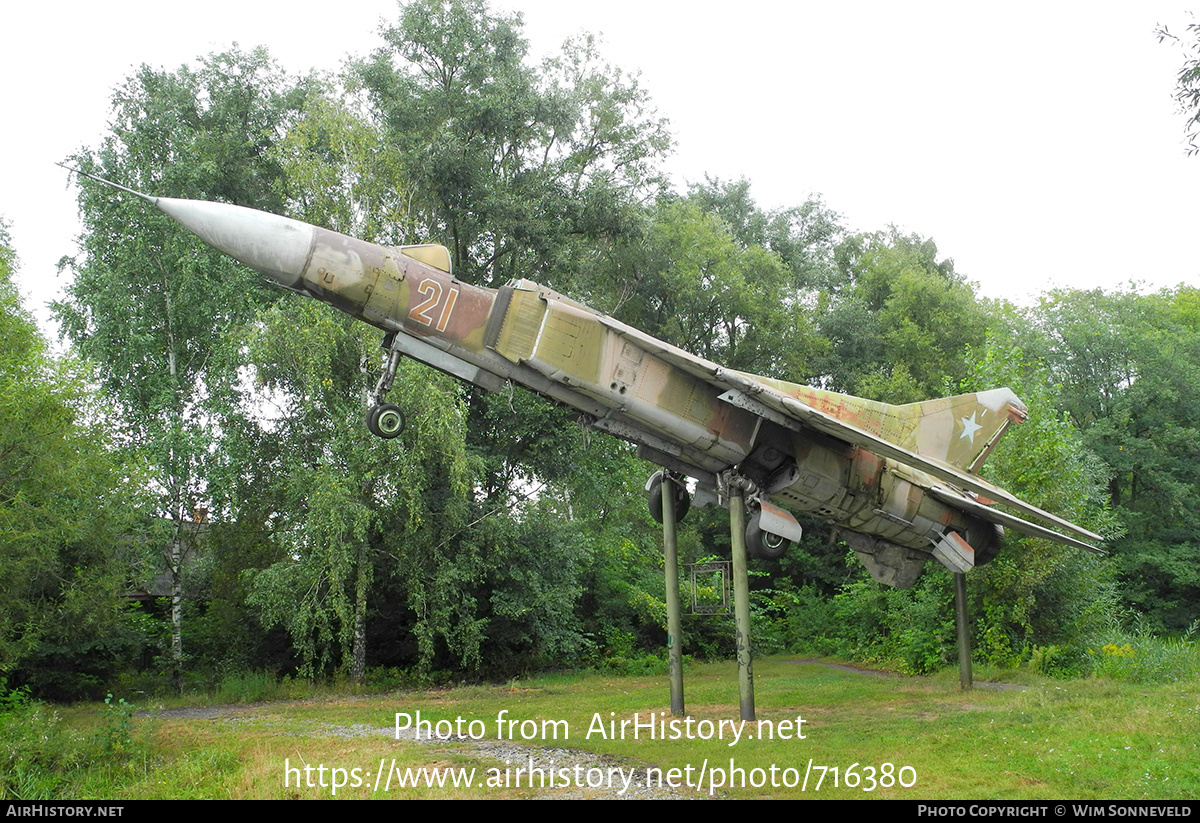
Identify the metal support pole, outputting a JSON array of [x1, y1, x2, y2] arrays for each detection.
[[662, 475, 685, 716], [954, 571, 972, 690], [729, 485, 755, 722]]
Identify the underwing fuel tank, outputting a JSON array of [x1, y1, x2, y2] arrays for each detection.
[[68, 167, 1104, 588]]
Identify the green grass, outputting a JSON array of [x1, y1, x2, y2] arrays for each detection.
[[5, 659, 1197, 799]]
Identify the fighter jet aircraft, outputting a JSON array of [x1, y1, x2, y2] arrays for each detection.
[[66, 168, 1103, 588]]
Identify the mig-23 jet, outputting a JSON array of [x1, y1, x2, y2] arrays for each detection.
[[67, 169, 1103, 588]]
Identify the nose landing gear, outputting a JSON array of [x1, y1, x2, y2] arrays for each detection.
[[366, 403, 405, 439], [366, 333, 406, 440]]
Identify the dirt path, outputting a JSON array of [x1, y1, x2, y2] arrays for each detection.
[[786, 658, 1027, 689]]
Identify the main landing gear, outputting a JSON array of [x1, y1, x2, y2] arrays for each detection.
[[366, 333, 406, 440], [646, 469, 800, 560], [646, 471, 691, 524], [744, 508, 789, 560]]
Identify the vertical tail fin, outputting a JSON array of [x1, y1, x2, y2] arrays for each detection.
[[900, 388, 1027, 472]]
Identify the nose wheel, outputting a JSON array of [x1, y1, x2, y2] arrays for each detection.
[[366, 403, 405, 439], [366, 334, 406, 440]]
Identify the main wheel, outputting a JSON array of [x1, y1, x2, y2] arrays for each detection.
[[971, 525, 1003, 566], [647, 472, 691, 524], [745, 509, 792, 560], [366, 403, 405, 439]]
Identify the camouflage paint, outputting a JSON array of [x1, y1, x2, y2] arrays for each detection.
[[129, 190, 1099, 589]]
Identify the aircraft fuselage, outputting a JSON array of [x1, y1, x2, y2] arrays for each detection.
[[85, 186, 1096, 587]]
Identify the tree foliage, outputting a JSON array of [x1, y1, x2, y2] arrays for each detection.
[[0, 222, 144, 697], [349, 0, 675, 508], [579, 180, 841, 382], [962, 343, 1119, 661], [818, 230, 991, 402], [1031, 287, 1200, 629], [686, 176, 845, 292], [55, 46, 318, 688], [57, 46, 316, 431], [351, 0, 672, 287], [241, 299, 476, 678], [595, 200, 814, 375], [1158, 18, 1200, 155], [270, 91, 408, 243]]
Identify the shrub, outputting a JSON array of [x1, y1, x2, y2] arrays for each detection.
[[1086, 618, 1200, 684]]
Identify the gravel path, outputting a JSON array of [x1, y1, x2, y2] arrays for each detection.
[[147, 707, 698, 799], [316, 722, 698, 799]]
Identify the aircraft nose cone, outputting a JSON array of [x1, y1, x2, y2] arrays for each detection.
[[154, 197, 315, 290]]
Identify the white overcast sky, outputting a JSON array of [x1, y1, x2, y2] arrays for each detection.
[[2, 1, 1197, 336]]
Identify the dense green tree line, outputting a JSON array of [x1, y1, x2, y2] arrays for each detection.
[[0, 223, 148, 698], [1027, 288, 1200, 629], [4, 0, 1196, 698]]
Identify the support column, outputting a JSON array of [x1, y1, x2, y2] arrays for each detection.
[[729, 484, 755, 722], [954, 571, 972, 690], [662, 474, 685, 716]]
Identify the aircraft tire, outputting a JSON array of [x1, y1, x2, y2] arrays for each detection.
[[647, 473, 690, 524], [366, 403, 405, 439], [745, 509, 791, 560], [974, 536, 1001, 566]]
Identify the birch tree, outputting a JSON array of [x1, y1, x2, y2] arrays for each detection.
[[55, 47, 315, 690]]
